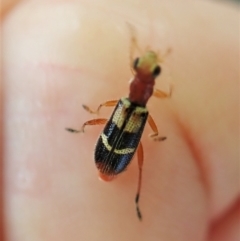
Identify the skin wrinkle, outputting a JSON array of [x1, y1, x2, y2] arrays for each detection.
[[211, 197, 240, 229], [210, 192, 240, 225], [174, 113, 210, 207], [208, 197, 240, 241], [173, 104, 239, 227]]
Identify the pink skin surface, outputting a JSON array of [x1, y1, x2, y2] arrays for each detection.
[[2, 1, 239, 241]]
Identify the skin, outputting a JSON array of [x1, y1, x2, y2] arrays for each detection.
[[2, 0, 239, 241]]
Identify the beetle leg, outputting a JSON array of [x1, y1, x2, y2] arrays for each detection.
[[82, 100, 118, 114], [135, 141, 143, 221], [153, 84, 172, 98], [147, 114, 167, 141], [66, 118, 108, 133]]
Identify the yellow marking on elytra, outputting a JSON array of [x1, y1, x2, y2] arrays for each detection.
[[112, 107, 126, 129], [101, 134, 135, 154], [124, 106, 147, 133], [112, 98, 131, 129], [112, 98, 148, 132], [121, 97, 132, 107]]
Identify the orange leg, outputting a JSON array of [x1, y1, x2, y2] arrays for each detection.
[[135, 141, 143, 220], [153, 84, 172, 99], [82, 100, 118, 114], [66, 118, 108, 133], [147, 114, 167, 141]]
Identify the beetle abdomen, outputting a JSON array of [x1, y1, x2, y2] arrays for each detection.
[[94, 98, 148, 176]]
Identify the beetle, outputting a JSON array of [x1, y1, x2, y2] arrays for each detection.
[[66, 46, 171, 220]]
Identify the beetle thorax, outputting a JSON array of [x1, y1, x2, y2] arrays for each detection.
[[128, 75, 155, 106]]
